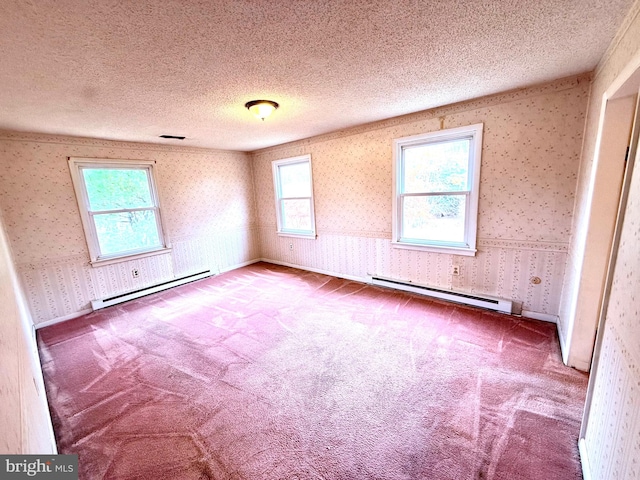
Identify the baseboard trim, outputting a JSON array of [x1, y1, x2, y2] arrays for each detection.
[[556, 322, 591, 371], [260, 260, 566, 323], [578, 438, 593, 480], [521, 310, 558, 323], [259, 258, 368, 284], [34, 308, 93, 330], [34, 259, 263, 329], [219, 258, 261, 274], [33, 260, 567, 343], [569, 357, 591, 372], [371, 275, 513, 314]]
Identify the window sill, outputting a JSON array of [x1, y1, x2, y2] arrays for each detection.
[[90, 247, 173, 268], [391, 241, 477, 256], [277, 232, 317, 240]]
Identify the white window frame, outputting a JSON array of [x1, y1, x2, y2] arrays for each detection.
[[68, 157, 170, 266], [272, 154, 317, 239], [392, 123, 483, 256]]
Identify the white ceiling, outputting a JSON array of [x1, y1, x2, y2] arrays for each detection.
[[0, 0, 634, 151]]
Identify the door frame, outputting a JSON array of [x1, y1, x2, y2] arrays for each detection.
[[578, 51, 640, 477]]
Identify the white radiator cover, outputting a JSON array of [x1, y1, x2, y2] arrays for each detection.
[[91, 270, 213, 310], [370, 276, 513, 314]]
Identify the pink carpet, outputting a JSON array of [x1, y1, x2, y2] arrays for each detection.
[[38, 262, 588, 479]]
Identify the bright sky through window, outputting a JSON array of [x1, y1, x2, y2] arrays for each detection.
[[393, 124, 483, 255], [69, 158, 168, 264], [272, 155, 316, 238]]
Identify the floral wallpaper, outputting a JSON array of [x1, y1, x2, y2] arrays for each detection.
[[0, 210, 56, 453], [577, 2, 640, 479], [252, 75, 589, 317], [254, 79, 587, 244], [559, 1, 640, 369], [584, 125, 640, 480], [0, 135, 259, 323], [0, 74, 590, 323]]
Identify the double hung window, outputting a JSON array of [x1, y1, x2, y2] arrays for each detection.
[[272, 154, 316, 238], [392, 124, 483, 255], [69, 158, 168, 265]]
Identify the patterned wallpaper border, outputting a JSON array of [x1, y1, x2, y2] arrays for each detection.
[[16, 227, 263, 272], [317, 229, 392, 239], [16, 237, 568, 271], [257, 225, 569, 252], [258, 226, 567, 316], [477, 238, 568, 252], [17, 253, 90, 270], [251, 73, 592, 156], [18, 227, 261, 324]]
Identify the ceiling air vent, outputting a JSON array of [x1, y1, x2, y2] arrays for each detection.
[[159, 135, 186, 140]]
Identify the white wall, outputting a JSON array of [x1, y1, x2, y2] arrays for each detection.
[[0, 209, 56, 453]]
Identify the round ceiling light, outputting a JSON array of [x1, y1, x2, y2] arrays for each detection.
[[245, 100, 279, 121]]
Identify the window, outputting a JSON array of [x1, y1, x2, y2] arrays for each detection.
[[68, 158, 169, 265], [392, 124, 483, 256], [272, 154, 316, 238]]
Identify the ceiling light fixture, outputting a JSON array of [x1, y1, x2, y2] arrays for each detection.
[[245, 100, 279, 121]]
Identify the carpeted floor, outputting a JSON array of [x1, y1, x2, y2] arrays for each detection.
[[38, 262, 588, 479]]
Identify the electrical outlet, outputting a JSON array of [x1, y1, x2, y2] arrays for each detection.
[[132, 269, 140, 278], [289, 243, 293, 251], [451, 265, 460, 276]]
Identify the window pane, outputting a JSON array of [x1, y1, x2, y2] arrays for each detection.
[[403, 139, 470, 193], [279, 162, 311, 198], [281, 198, 312, 231], [402, 195, 466, 243], [83, 168, 153, 211], [94, 210, 161, 256]]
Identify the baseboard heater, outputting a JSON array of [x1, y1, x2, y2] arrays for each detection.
[[91, 270, 213, 311], [370, 276, 513, 314]]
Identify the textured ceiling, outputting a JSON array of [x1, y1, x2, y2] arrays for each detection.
[[0, 0, 634, 151]]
